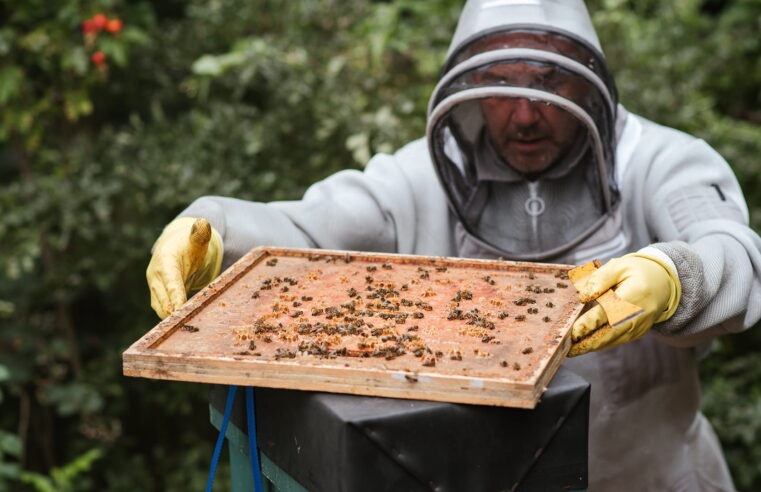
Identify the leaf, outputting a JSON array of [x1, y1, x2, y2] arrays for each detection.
[[0, 462, 21, 480], [19, 471, 54, 492], [100, 37, 128, 67], [0, 66, 23, 105], [63, 90, 93, 122], [50, 448, 104, 487], [45, 382, 104, 417], [61, 46, 89, 76], [0, 431, 22, 457], [121, 26, 150, 45], [192, 55, 223, 76]]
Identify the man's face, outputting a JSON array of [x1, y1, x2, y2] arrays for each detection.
[[477, 63, 586, 174]]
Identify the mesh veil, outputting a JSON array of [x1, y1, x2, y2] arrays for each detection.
[[427, 28, 619, 260]]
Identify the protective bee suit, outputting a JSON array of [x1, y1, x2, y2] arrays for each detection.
[[165, 0, 761, 489]]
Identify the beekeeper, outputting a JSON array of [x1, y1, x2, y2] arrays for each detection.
[[146, 0, 761, 489]]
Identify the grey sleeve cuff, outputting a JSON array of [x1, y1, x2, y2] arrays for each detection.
[[177, 196, 316, 270], [649, 240, 710, 336]]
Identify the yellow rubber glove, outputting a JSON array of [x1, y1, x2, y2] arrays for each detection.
[[146, 217, 223, 319], [568, 252, 681, 357]]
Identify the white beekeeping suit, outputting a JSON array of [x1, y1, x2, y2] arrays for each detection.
[[150, 0, 761, 489]]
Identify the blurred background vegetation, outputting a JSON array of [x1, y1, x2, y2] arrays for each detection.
[[0, 0, 760, 490]]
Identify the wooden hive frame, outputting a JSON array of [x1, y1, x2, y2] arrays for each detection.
[[124, 247, 583, 408]]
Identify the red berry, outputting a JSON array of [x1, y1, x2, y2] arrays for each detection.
[[91, 51, 106, 66], [92, 14, 107, 29], [82, 19, 97, 33], [106, 19, 123, 33]]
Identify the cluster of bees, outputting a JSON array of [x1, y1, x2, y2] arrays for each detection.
[[225, 255, 570, 369]]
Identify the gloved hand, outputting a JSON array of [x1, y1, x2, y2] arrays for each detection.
[[568, 251, 681, 357], [146, 217, 223, 319]]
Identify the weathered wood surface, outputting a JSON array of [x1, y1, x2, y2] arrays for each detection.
[[568, 260, 644, 328], [124, 247, 583, 408]]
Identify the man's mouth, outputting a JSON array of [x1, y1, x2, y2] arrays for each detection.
[[510, 137, 547, 152]]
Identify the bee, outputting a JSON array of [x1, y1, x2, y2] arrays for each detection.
[[366, 266, 377, 272], [266, 258, 278, 266], [545, 302, 554, 308], [415, 301, 433, 311], [522, 347, 533, 354]]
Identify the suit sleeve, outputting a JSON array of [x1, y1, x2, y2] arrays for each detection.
[[641, 136, 761, 345], [178, 149, 421, 271]]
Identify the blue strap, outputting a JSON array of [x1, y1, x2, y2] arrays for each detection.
[[246, 387, 265, 492], [206, 385, 238, 492]]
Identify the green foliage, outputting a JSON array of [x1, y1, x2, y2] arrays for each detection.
[[0, 0, 150, 150], [0, 0, 759, 490], [19, 449, 103, 492], [590, 0, 761, 230], [0, 430, 22, 491], [702, 340, 761, 489]]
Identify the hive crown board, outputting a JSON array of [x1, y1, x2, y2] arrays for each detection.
[[123, 247, 583, 408]]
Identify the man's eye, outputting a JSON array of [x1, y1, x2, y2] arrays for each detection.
[[477, 73, 504, 84], [537, 71, 559, 85]]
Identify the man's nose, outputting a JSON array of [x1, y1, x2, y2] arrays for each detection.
[[511, 98, 541, 126]]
